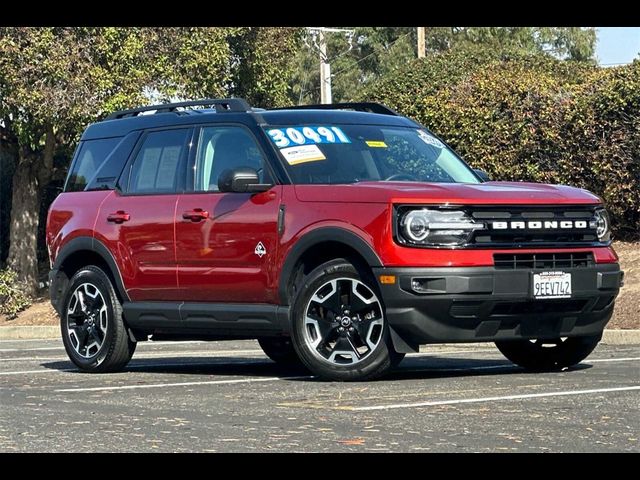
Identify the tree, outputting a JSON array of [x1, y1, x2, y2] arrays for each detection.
[[292, 27, 596, 104], [0, 27, 302, 295]]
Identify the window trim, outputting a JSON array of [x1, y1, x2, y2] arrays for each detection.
[[185, 123, 279, 195], [117, 126, 195, 197]]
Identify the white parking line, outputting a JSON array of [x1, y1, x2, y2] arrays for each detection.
[[0, 369, 74, 375], [55, 375, 315, 392], [0, 340, 210, 352], [351, 385, 640, 411], [0, 359, 272, 376], [0, 349, 265, 362], [0, 347, 63, 352], [588, 357, 640, 363]]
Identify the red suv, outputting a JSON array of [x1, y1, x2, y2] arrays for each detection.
[[46, 99, 623, 381]]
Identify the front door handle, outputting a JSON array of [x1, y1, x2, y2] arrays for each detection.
[[182, 208, 209, 222], [107, 211, 130, 224]]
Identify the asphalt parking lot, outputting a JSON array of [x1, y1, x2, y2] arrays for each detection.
[[0, 338, 638, 452]]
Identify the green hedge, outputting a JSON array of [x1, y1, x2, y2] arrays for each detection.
[[365, 50, 640, 239], [0, 268, 31, 319]]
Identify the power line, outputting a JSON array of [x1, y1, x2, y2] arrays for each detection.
[[328, 31, 413, 80], [300, 29, 412, 102]]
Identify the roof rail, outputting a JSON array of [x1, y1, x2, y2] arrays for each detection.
[[105, 98, 251, 120], [272, 102, 399, 116]]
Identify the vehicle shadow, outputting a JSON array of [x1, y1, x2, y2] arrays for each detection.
[[40, 355, 592, 381]]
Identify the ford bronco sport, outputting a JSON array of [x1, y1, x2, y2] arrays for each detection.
[[46, 98, 623, 381]]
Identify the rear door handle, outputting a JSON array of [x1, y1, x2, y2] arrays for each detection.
[[182, 208, 209, 222], [107, 211, 130, 224]]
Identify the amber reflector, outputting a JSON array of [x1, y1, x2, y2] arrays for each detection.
[[379, 275, 396, 284]]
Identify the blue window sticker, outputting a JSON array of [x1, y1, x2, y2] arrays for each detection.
[[267, 126, 351, 148]]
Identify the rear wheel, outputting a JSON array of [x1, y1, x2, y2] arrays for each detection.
[[258, 337, 302, 366], [290, 259, 395, 381], [495, 335, 601, 371], [61, 266, 136, 372]]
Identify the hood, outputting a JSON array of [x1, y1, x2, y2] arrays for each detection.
[[294, 181, 602, 205]]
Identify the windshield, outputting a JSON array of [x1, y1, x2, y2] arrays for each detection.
[[264, 124, 480, 185]]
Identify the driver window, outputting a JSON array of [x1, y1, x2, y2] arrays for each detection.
[[194, 126, 269, 192]]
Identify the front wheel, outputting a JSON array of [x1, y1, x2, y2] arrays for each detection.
[[290, 259, 395, 381], [495, 335, 601, 371], [61, 266, 136, 372]]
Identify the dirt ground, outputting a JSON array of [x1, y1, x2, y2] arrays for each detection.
[[2, 241, 638, 329], [608, 241, 640, 329]]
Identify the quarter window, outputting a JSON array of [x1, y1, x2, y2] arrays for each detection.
[[65, 137, 121, 192]]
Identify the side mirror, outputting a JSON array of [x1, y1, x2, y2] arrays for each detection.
[[218, 167, 273, 193], [474, 169, 490, 182]]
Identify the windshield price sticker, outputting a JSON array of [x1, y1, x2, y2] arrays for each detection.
[[417, 130, 445, 149], [279, 144, 327, 165], [267, 126, 351, 148]]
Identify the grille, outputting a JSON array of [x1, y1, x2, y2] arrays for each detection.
[[468, 206, 600, 247], [494, 252, 594, 270]]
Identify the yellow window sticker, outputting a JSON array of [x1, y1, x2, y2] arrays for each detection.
[[365, 140, 387, 148], [280, 144, 327, 165]]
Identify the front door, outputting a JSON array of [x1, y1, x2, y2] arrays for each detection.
[[99, 127, 192, 301], [175, 125, 281, 303]]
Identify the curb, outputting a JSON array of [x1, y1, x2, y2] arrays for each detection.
[[0, 326, 59, 340], [601, 329, 640, 345], [1, 325, 639, 344]]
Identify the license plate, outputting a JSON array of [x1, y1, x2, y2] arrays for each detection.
[[532, 271, 572, 299]]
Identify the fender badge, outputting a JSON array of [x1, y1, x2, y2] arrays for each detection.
[[254, 242, 267, 258]]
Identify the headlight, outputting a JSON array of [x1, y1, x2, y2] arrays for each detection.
[[398, 208, 484, 246], [592, 208, 610, 241]]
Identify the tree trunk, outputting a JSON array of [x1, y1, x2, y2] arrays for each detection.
[[7, 155, 40, 296], [0, 140, 18, 266]]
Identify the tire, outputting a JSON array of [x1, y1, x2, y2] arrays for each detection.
[[495, 334, 601, 371], [60, 266, 136, 372], [258, 337, 303, 366], [290, 258, 395, 381]]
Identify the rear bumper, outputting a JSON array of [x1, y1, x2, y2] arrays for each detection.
[[373, 263, 623, 348]]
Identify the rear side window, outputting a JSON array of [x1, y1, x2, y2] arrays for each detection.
[[65, 137, 121, 192], [128, 129, 190, 194]]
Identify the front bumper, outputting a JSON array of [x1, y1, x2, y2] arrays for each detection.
[[373, 263, 623, 349]]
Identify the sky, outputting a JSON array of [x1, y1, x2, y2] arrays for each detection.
[[596, 27, 640, 66]]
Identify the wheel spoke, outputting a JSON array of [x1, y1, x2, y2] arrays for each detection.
[[310, 279, 341, 314], [348, 280, 375, 313], [328, 335, 361, 364], [304, 315, 336, 350], [69, 325, 89, 352]]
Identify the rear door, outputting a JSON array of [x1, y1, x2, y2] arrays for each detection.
[[175, 125, 281, 302], [98, 127, 193, 301]]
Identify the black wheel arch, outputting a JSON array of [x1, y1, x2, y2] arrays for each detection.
[[278, 227, 382, 305], [51, 236, 129, 306]]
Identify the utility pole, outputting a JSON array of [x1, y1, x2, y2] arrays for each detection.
[[318, 30, 332, 104], [307, 27, 354, 104], [417, 27, 426, 58]]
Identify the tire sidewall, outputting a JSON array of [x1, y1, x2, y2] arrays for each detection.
[[290, 260, 392, 381], [60, 267, 119, 370]]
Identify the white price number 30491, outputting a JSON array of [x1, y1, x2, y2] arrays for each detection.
[[268, 126, 349, 148]]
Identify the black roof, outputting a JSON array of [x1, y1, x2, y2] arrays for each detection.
[[81, 100, 419, 140]]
